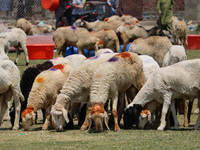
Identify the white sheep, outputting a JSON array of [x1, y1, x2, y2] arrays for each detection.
[[0, 28, 29, 66], [171, 16, 188, 51], [87, 52, 146, 132], [128, 36, 173, 67], [163, 45, 187, 67], [53, 26, 103, 57], [50, 53, 116, 132], [21, 64, 72, 131], [124, 59, 200, 131], [50, 54, 86, 68], [90, 29, 120, 53], [28, 25, 53, 35], [0, 59, 24, 130]]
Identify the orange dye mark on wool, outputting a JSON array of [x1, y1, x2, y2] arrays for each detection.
[[136, 20, 139, 24], [22, 107, 34, 117], [36, 77, 44, 83], [50, 64, 65, 71], [104, 29, 111, 31], [91, 104, 105, 115], [116, 52, 135, 64], [140, 105, 149, 115], [99, 40, 104, 45], [104, 18, 109, 21], [124, 23, 131, 26]]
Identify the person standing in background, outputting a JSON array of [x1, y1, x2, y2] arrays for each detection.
[[157, 0, 175, 34], [107, 0, 119, 16], [72, 0, 85, 22], [55, 0, 73, 28]]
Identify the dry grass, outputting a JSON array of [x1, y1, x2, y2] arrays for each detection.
[[1, 51, 200, 149]]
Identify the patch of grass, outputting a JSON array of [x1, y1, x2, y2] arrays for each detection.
[[2, 50, 200, 149]]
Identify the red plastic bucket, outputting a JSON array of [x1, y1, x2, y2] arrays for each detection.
[[41, 0, 60, 11]]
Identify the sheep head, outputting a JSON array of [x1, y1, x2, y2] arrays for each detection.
[[139, 106, 151, 129], [96, 40, 104, 51], [123, 104, 143, 129], [21, 107, 35, 131], [51, 105, 69, 132], [88, 104, 109, 132]]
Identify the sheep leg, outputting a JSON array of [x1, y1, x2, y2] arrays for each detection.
[[12, 93, 21, 130], [21, 44, 29, 66], [170, 99, 179, 130], [123, 42, 128, 52], [0, 95, 8, 127], [117, 92, 125, 124], [157, 93, 172, 131], [183, 99, 189, 127], [112, 95, 120, 132], [80, 103, 91, 131], [14, 46, 20, 65], [194, 96, 200, 130], [42, 107, 51, 130]]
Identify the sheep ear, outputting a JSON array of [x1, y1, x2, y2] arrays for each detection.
[[103, 112, 110, 130], [62, 108, 69, 123]]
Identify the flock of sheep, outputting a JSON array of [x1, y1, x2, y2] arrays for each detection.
[[0, 14, 199, 133]]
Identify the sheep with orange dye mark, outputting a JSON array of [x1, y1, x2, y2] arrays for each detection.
[[90, 29, 120, 53], [50, 53, 117, 132], [53, 26, 103, 58], [0, 58, 24, 130], [21, 64, 72, 131], [88, 52, 146, 132]]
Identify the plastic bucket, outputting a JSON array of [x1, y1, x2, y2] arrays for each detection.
[[41, 0, 59, 11]]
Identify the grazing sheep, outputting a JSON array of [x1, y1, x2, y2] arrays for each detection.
[[73, 19, 123, 33], [163, 45, 187, 67], [124, 59, 200, 131], [28, 25, 53, 35], [128, 36, 173, 67], [21, 64, 72, 131], [171, 16, 188, 51], [95, 48, 114, 56], [0, 28, 29, 66], [90, 29, 120, 53], [9, 61, 53, 127], [0, 59, 24, 130], [88, 52, 146, 132], [50, 53, 116, 132], [53, 26, 103, 57], [16, 18, 32, 35]]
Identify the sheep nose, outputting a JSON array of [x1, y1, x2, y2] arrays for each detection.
[[56, 126, 64, 132]]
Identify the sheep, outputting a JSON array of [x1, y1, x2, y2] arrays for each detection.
[[53, 26, 103, 58], [9, 61, 53, 127], [87, 52, 146, 132], [50, 53, 117, 132], [73, 19, 123, 33], [0, 59, 24, 130], [120, 15, 140, 25], [16, 18, 32, 35], [124, 59, 200, 131], [171, 16, 188, 51], [21, 64, 72, 131], [95, 48, 114, 56], [163, 45, 187, 67], [116, 24, 166, 52], [90, 29, 120, 53], [104, 15, 122, 22], [28, 25, 53, 35], [128, 36, 173, 67], [0, 28, 29, 66]]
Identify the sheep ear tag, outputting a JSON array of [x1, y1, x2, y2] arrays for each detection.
[[62, 108, 69, 123]]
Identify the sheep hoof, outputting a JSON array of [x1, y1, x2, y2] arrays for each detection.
[[157, 126, 164, 131], [114, 125, 120, 132], [80, 125, 88, 131], [14, 61, 17, 65], [12, 126, 19, 130], [25, 62, 29, 66]]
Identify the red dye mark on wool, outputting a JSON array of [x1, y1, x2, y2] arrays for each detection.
[[116, 52, 135, 64], [22, 107, 34, 117], [50, 64, 65, 71]]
